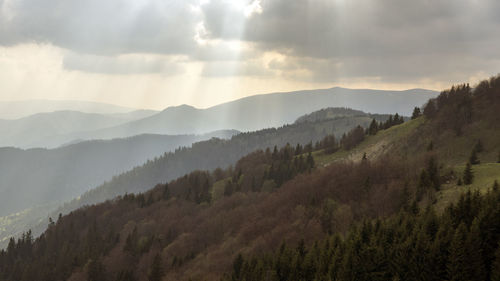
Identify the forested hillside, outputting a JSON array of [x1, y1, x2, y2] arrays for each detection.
[[0, 131, 237, 217], [0, 130, 237, 247], [0, 76, 499, 281], [48, 113, 387, 221], [1, 109, 392, 249]]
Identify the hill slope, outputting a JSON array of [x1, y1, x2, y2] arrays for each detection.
[[2, 77, 499, 281], [72, 87, 437, 140], [0, 130, 237, 218], [0, 100, 140, 120], [0, 110, 157, 148]]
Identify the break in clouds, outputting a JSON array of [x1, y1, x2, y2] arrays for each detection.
[[1, 0, 499, 83]]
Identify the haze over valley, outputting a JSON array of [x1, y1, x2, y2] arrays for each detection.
[[0, 0, 499, 280]]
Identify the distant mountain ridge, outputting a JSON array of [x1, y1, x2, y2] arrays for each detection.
[[68, 87, 438, 140], [0, 87, 436, 148], [0, 110, 159, 148], [0, 108, 393, 247], [0, 129, 238, 218], [0, 99, 143, 119]]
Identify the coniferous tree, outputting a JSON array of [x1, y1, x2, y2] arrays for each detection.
[[368, 119, 379, 135], [427, 156, 440, 190], [463, 163, 474, 185], [148, 254, 164, 281], [469, 149, 480, 165], [423, 99, 437, 118], [307, 152, 315, 171], [474, 140, 484, 153], [492, 242, 500, 281], [447, 223, 468, 281], [87, 258, 107, 281], [232, 254, 244, 281], [115, 270, 136, 281], [465, 219, 486, 281], [411, 106, 422, 119]]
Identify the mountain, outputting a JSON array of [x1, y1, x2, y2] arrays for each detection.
[[0, 88, 435, 148], [0, 130, 237, 219], [0, 100, 142, 120], [294, 107, 409, 124], [0, 76, 498, 281], [0, 110, 157, 148], [0, 109, 395, 247], [67, 87, 438, 140]]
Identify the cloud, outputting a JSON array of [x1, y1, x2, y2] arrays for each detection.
[[201, 60, 272, 77], [201, 0, 500, 82], [1, 0, 499, 83], [62, 53, 185, 75], [0, 0, 200, 55]]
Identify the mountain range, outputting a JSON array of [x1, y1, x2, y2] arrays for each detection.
[[0, 76, 498, 281], [0, 108, 393, 247], [0, 130, 237, 218], [0, 87, 437, 148], [0, 100, 142, 120], [0, 110, 158, 148]]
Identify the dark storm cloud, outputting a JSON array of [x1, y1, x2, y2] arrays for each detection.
[[202, 0, 500, 59], [1, 0, 499, 81], [201, 0, 500, 82]]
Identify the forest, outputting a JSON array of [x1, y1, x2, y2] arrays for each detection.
[[0, 75, 499, 280]]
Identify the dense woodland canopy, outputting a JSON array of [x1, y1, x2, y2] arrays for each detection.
[[224, 187, 500, 281], [0, 75, 499, 280]]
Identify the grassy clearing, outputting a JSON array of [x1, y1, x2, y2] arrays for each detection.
[[435, 162, 500, 212], [313, 118, 424, 167]]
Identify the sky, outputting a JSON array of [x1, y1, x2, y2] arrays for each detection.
[[0, 0, 499, 110]]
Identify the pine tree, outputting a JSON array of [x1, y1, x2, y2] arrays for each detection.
[[393, 113, 404, 125], [474, 140, 484, 153], [426, 156, 440, 190], [447, 223, 468, 281], [463, 163, 474, 185], [368, 119, 379, 135], [464, 219, 486, 280], [423, 99, 437, 118], [493, 180, 499, 192], [469, 149, 480, 165], [148, 254, 164, 281], [411, 107, 422, 119], [87, 258, 106, 281], [307, 152, 315, 171], [492, 242, 500, 281], [116, 270, 136, 281], [232, 254, 244, 281]]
